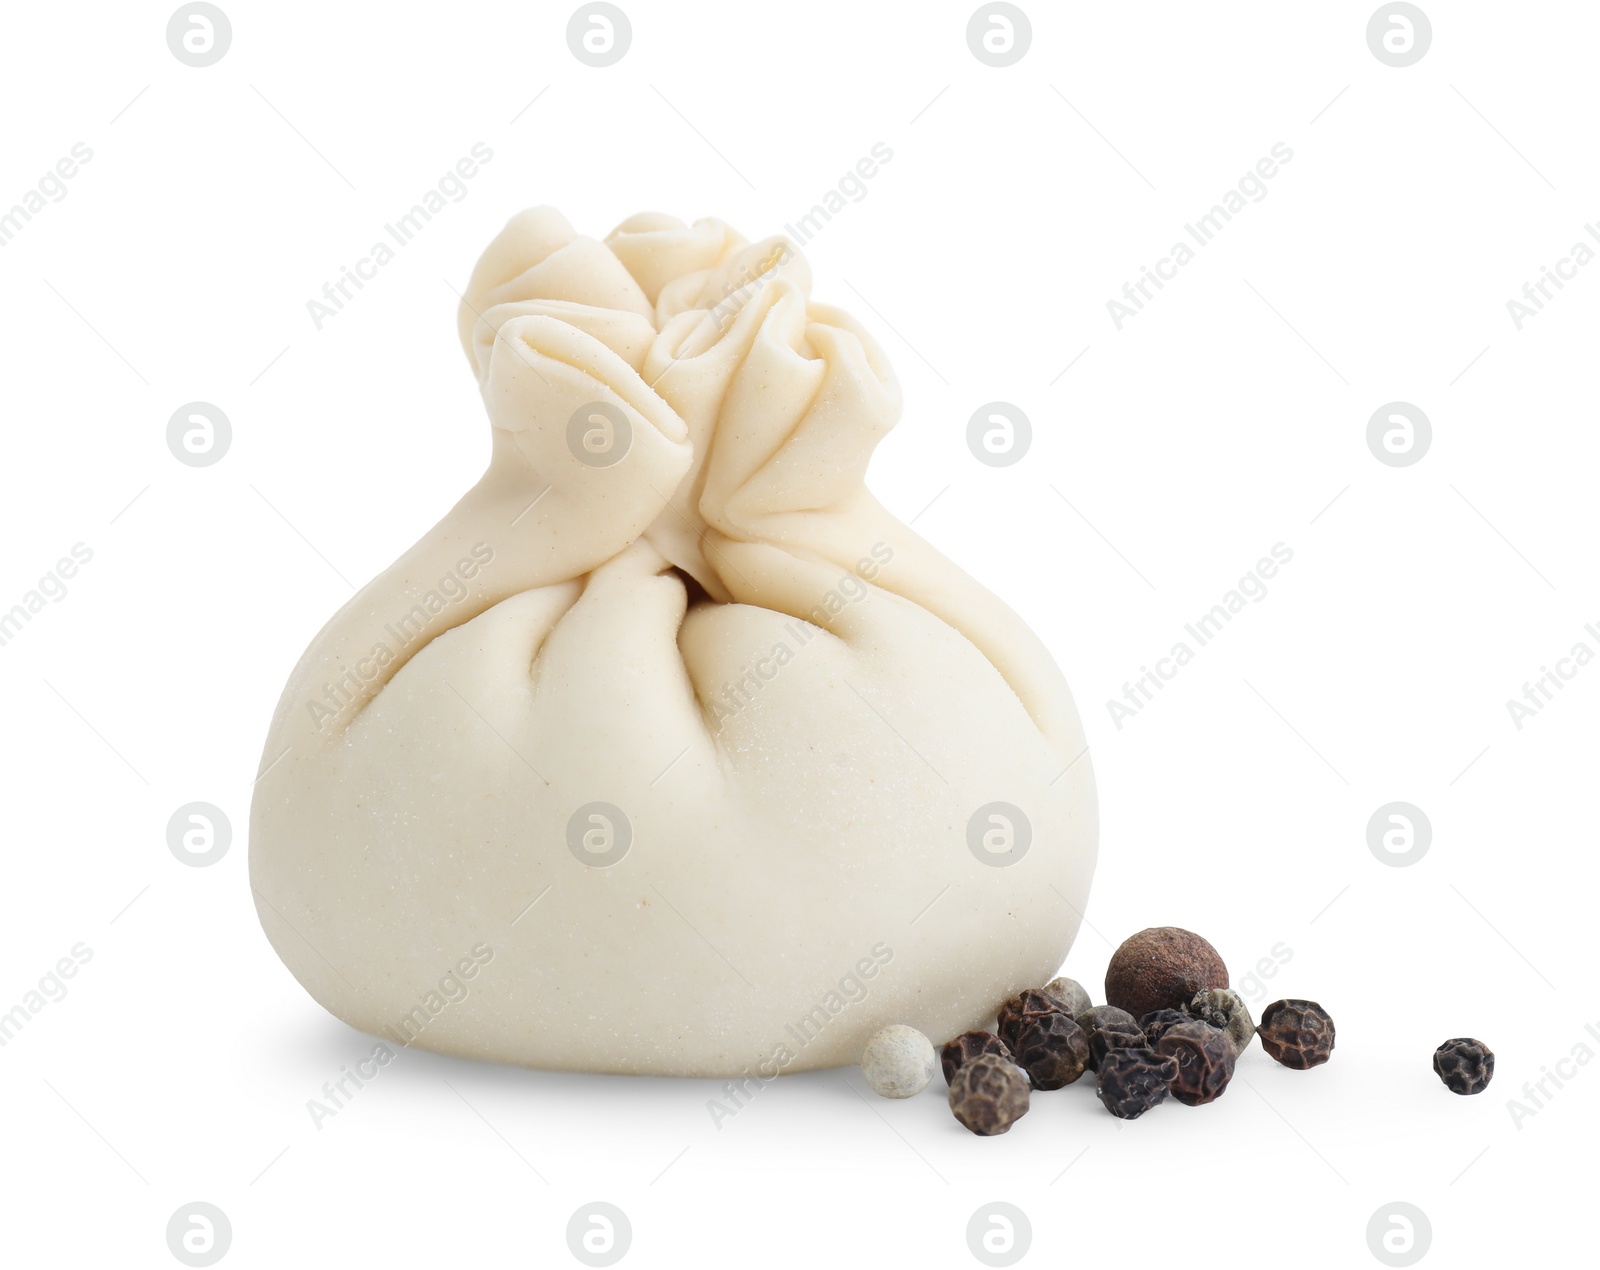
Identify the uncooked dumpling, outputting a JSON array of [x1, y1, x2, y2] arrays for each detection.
[[249, 208, 1097, 1076]]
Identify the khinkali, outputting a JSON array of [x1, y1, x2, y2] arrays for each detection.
[[249, 208, 1096, 1075]]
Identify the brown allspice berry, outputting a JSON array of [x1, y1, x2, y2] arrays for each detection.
[[1154, 1020, 1237, 1106], [941, 1030, 1012, 1085], [948, 1054, 1031, 1135], [1258, 999, 1336, 1069], [1105, 927, 1229, 1020]]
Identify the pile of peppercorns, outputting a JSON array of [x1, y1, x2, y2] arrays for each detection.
[[859, 926, 1493, 1135]]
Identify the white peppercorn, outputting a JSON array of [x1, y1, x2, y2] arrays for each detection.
[[861, 1024, 937, 1098]]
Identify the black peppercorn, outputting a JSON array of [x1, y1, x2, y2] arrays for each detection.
[[1155, 1020, 1237, 1105], [1433, 1038, 1494, 1095], [1011, 1012, 1091, 1090], [941, 1030, 1012, 1085], [1076, 1005, 1145, 1072], [948, 1054, 1031, 1135], [996, 990, 1063, 1046], [996, 989, 1089, 1089], [1095, 1047, 1178, 1120], [1043, 976, 1093, 1016], [1137, 1008, 1192, 1048], [1258, 999, 1336, 1070]]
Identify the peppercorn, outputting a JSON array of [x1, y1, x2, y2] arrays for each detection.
[[948, 1054, 1031, 1135], [1154, 1020, 1237, 1105], [941, 1030, 1012, 1085], [1095, 1046, 1179, 1120], [1186, 988, 1255, 1056], [1043, 976, 1092, 1017], [1076, 1004, 1145, 1072], [1137, 1008, 1192, 1048], [1011, 1012, 1091, 1090], [1258, 999, 1336, 1069], [1433, 1038, 1494, 1095], [860, 1024, 937, 1098], [997, 989, 1089, 1089], [1105, 927, 1229, 1020], [996, 989, 1063, 1048]]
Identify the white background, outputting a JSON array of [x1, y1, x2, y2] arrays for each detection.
[[0, 1, 1594, 1266]]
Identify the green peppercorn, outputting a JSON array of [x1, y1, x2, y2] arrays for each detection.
[[1186, 988, 1255, 1056]]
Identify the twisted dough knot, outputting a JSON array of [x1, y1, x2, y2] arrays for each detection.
[[455, 209, 900, 598]]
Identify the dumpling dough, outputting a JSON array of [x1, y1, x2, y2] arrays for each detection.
[[249, 208, 1097, 1076]]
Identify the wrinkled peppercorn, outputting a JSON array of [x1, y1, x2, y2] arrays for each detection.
[[1095, 1046, 1179, 1120], [1076, 1005, 1145, 1072], [996, 989, 1063, 1047], [1076, 1004, 1137, 1033], [1186, 988, 1255, 1056], [1011, 1012, 1091, 1090], [941, 1030, 1012, 1085], [996, 991, 1059, 1052], [948, 1054, 1031, 1135], [1433, 1038, 1494, 1095], [997, 989, 1089, 1089], [1155, 1021, 1237, 1105], [1043, 976, 1092, 1017], [1105, 927, 1229, 1020], [1258, 999, 1336, 1069], [1137, 1008, 1192, 1048]]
